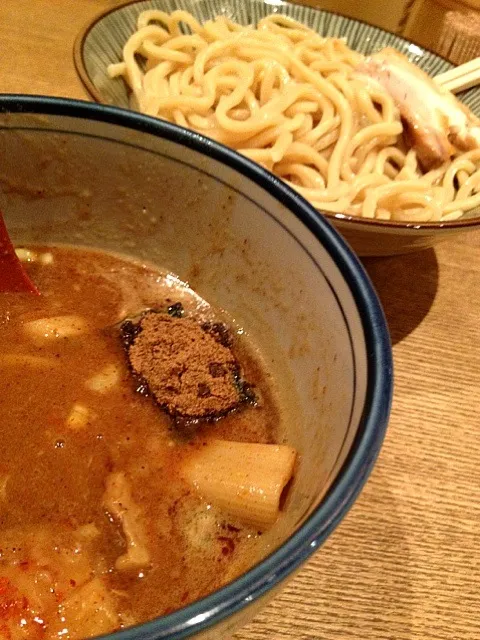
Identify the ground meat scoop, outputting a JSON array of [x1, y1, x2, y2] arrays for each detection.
[[121, 309, 254, 424]]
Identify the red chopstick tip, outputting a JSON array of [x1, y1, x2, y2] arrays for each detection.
[[0, 211, 41, 295]]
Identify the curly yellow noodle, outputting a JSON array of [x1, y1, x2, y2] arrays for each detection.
[[354, 87, 384, 124], [109, 11, 480, 222], [356, 151, 379, 177], [277, 163, 326, 188]]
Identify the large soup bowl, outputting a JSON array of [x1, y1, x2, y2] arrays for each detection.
[[0, 95, 392, 640]]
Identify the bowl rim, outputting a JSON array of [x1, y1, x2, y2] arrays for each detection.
[[0, 93, 393, 640], [72, 0, 480, 234]]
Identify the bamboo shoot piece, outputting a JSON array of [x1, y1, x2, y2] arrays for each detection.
[[23, 315, 87, 342], [103, 472, 150, 571], [66, 404, 93, 430], [0, 354, 59, 368], [182, 440, 297, 530], [85, 363, 121, 393], [50, 578, 120, 638]]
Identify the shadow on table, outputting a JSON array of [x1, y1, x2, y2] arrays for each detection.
[[362, 248, 439, 345], [238, 465, 414, 640]]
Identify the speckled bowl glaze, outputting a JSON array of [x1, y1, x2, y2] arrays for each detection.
[[0, 94, 392, 639], [73, 0, 480, 256]]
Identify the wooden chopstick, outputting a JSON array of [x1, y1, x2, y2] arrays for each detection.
[[435, 56, 480, 93]]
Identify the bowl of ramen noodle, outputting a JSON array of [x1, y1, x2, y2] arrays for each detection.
[[0, 93, 392, 640], [74, 0, 480, 256]]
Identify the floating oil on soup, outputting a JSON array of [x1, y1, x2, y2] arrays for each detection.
[[0, 245, 296, 639]]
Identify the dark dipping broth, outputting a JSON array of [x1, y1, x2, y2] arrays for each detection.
[[0, 245, 295, 639]]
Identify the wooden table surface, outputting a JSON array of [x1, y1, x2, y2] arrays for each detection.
[[1, 1, 480, 638]]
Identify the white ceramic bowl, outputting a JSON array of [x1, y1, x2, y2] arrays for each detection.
[[73, 0, 480, 256], [0, 94, 392, 639]]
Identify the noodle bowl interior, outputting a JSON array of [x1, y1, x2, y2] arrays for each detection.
[[0, 245, 296, 639], [108, 11, 480, 223]]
